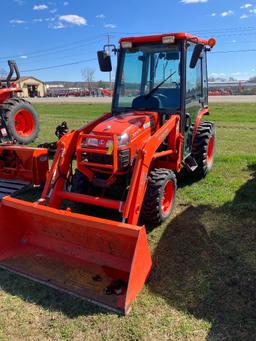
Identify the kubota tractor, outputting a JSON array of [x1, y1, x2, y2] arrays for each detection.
[[0, 33, 216, 314], [0, 60, 39, 144]]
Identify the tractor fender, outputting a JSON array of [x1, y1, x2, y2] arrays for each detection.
[[192, 108, 209, 144], [0, 88, 22, 103]]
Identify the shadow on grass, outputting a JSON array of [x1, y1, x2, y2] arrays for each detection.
[[0, 269, 113, 318], [149, 164, 256, 340], [1, 165, 256, 327]]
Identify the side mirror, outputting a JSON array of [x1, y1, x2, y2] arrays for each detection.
[[97, 50, 112, 72], [189, 44, 204, 69]]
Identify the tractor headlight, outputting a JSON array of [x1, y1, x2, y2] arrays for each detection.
[[118, 133, 130, 147]]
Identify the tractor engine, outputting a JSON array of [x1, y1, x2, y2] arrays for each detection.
[[76, 112, 159, 192]]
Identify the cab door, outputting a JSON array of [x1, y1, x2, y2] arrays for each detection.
[[183, 43, 204, 158]]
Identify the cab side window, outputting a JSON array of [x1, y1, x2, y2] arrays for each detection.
[[186, 44, 202, 102]]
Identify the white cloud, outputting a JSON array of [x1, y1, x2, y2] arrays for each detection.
[[20, 55, 28, 59], [33, 4, 48, 10], [240, 14, 249, 19], [221, 10, 234, 17], [240, 3, 252, 9], [63, 1, 69, 5], [59, 14, 87, 26], [96, 14, 105, 19], [249, 8, 256, 13], [104, 24, 116, 28], [252, 68, 255, 72], [33, 18, 43, 22], [51, 22, 65, 29], [50, 9, 57, 13], [10, 19, 27, 24], [232, 39, 237, 43], [181, 0, 207, 3], [211, 13, 216, 17]]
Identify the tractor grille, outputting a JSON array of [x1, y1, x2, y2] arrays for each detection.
[[83, 149, 130, 171], [87, 153, 113, 165]]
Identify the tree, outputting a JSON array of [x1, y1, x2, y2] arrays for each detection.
[[81, 67, 95, 91], [248, 76, 256, 83]]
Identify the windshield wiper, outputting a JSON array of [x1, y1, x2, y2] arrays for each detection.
[[145, 71, 177, 99]]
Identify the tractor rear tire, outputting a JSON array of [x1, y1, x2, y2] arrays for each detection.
[[141, 168, 177, 227], [192, 121, 216, 178], [0, 98, 39, 144]]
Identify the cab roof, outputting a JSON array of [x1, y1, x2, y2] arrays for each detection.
[[119, 32, 212, 46]]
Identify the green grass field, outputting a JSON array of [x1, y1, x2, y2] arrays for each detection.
[[1, 103, 256, 340]]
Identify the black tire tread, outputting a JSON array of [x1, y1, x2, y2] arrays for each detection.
[[0, 97, 39, 144], [141, 168, 177, 227], [192, 121, 216, 178]]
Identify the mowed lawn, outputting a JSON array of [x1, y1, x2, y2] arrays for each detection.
[[0, 103, 256, 340]]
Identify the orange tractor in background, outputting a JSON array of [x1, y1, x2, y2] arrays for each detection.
[[0, 33, 216, 314], [0, 60, 46, 199], [0, 60, 39, 144]]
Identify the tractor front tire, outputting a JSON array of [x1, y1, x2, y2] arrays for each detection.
[[192, 121, 216, 178], [141, 168, 177, 227], [1, 98, 39, 144]]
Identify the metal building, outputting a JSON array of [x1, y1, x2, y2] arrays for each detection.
[[18, 76, 46, 98]]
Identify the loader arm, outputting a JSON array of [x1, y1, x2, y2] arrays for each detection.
[[123, 114, 181, 225]]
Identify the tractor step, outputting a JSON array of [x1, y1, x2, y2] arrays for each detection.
[[183, 155, 198, 172], [0, 178, 31, 200]]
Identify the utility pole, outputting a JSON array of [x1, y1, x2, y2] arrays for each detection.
[[107, 33, 112, 89]]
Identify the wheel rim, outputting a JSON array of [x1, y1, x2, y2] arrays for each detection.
[[161, 180, 175, 216], [207, 135, 214, 166], [14, 109, 35, 138]]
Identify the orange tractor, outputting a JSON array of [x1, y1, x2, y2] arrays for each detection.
[[0, 33, 216, 314], [0, 60, 39, 144], [0, 60, 44, 199]]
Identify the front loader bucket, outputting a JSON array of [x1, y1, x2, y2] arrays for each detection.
[[0, 197, 152, 314]]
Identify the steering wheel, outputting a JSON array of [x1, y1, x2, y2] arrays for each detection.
[[155, 93, 168, 106], [171, 82, 179, 88]]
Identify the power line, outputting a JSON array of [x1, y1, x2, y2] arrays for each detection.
[[17, 44, 102, 66], [20, 47, 256, 73], [0, 34, 115, 61], [21, 58, 97, 73], [3, 27, 256, 64], [212, 48, 256, 54]]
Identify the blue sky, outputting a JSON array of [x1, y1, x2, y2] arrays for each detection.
[[1, 0, 256, 81]]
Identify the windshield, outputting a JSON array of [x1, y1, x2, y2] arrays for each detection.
[[113, 43, 181, 111]]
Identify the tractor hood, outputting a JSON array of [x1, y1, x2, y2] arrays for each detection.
[[91, 112, 158, 138]]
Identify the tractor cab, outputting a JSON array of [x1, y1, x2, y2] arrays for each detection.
[[98, 33, 215, 158], [114, 41, 181, 112]]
